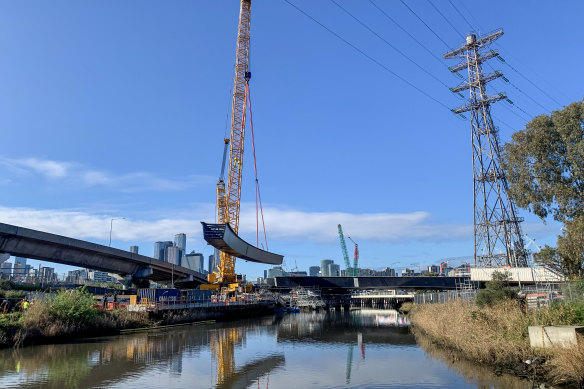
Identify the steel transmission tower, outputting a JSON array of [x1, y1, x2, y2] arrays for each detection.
[[444, 29, 528, 268]]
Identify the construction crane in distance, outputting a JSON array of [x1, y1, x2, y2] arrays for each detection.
[[347, 236, 359, 276], [338, 224, 358, 276]]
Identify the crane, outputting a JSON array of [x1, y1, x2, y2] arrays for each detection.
[[439, 261, 449, 277], [207, 0, 252, 288], [338, 224, 358, 276], [347, 236, 359, 276]]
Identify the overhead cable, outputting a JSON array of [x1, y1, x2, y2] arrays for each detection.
[[282, 0, 453, 111], [329, 0, 453, 90]]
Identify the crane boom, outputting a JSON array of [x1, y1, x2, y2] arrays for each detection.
[[347, 236, 359, 276], [338, 224, 353, 277], [210, 0, 252, 285]]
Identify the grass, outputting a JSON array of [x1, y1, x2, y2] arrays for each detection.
[[411, 299, 584, 387]]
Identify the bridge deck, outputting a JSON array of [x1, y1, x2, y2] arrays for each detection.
[[201, 222, 283, 265]]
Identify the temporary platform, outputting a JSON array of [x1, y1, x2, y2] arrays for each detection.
[[201, 222, 284, 265]]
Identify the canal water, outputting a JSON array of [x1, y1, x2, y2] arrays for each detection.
[[0, 309, 534, 389]]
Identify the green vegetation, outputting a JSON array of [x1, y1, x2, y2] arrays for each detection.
[[0, 287, 149, 347], [475, 271, 517, 307], [503, 100, 584, 277]]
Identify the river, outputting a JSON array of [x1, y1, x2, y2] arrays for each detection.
[[0, 308, 535, 388]]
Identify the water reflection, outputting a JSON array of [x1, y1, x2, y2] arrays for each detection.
[[0, 309, 535, 389]]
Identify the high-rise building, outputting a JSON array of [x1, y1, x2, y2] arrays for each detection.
[[130, 246, 139, 254], [401, 268, 415, 277], [208, 254, 216, 274], [328, 263, 340, 277], [14, 257, 27, 276], [183, 251, 205, 273], [267, 266, 287, 278], [166, 246, 182, 266], [154, 241, 173, 261], [174, 233, 187, 251], [428, 265, 440, 274], [90, 270, 114, 283], [309, 266, 320, 277], [320, 259, 334, 277], [1, 262, 12, 275], [263, 269, 268, 279]]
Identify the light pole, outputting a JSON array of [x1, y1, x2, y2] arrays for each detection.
[[109, 217, 126, 247]]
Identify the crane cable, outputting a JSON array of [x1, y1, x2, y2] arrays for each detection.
[[245, 82, 269, 251]]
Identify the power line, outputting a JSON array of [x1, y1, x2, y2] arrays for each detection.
[[282, 0, 453, 111], [447, 0, 474, 31], [329, 0, 453, 91], [426, 0, 464, 39], [451, 0, 481, 31], [398, 0, 452, 50]]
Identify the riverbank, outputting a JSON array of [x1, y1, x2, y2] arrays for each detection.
[[410, 299, 584, 387], [0, 288, 275, 349]]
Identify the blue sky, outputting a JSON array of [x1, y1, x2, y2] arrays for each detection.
[[0, 1, 582, 279]]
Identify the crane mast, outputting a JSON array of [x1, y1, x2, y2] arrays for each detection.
[[347, 236, 359, 276], [338, 224, 354, 276], [210, 0, 252, 285]]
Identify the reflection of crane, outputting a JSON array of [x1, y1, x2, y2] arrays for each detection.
[[210, 327, 241, 385], [338, 224, 357, 276], [207, 0, 252, 287]]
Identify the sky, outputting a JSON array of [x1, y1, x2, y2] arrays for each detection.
[[0, 0, 582, 280]]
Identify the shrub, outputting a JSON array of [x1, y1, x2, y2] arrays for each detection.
[[476, 271, 518, 307]]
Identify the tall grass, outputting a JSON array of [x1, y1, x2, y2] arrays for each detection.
[[411, 299, 584, 386]]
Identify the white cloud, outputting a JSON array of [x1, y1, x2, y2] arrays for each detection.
[[0, 205, 472, 245], [239, 207, 472, 243], [0, 157, 69, 178], [0, 156, 213, 192]]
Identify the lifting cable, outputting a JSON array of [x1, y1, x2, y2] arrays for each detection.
[[244, 82, 269, 251]]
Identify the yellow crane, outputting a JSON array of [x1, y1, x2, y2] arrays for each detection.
[[207, 0, 252, 288]]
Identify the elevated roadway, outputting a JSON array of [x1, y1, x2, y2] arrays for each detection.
[[0, 222, 207, 288]]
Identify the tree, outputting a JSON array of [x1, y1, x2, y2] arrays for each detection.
[[503, 100, 584, 277]]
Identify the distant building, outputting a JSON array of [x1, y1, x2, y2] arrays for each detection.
[[263, 269, 268, 279], [174, 233, 186, 251], [183, 251, 204, 273], [256, 277, 264, 285], [90, 270, 114, 283], [166, 246, 182, 266], [1, 262, 12, 275], [309, 266, 320, 277], [267, 266, 287, 278], [401, 268, 415, 277], [130, 245, 139, 254], [290, 271, 308, 277], [39, 266, 56, 282], [208, 254, 216, 274], [378, 267, 396, 276], [66, 269, 89, 284], [320, 259, 334, 277], [154, 241, 173, 261], [428, 265, 440, 274], [328, 263, 340, 277], [14, 257, 27, 277]]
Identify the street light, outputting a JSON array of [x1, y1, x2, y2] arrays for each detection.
[[109, 217, 126, 247]]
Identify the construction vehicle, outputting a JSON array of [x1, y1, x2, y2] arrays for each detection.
[[338, 224, 358, 276], [201, 0, 282, 292]]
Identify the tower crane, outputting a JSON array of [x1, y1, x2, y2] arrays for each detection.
[[347, 236, 359, 276]]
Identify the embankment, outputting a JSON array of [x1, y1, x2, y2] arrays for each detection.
[[410, 300, 584, 387], [0, 288, 274, 349]]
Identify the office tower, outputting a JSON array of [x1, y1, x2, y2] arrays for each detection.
[[184, 251, 205, 273], [208, 254, 215, 274], [309, 266, 320, 277], [320, 259, 334, 277], [428, 265, 440, 274], [154, 241, 173, 261], [1, 262, 12, 275], [267, 266, 287, 278], [263, 269, 268, 279], [329, 263, 340, 277], [174, 233, 187, 251], [130, 245, 139, 254], [166, 246, 182, 266]]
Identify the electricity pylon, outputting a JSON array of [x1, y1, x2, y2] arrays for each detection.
[[444, 29, 528, 268]]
